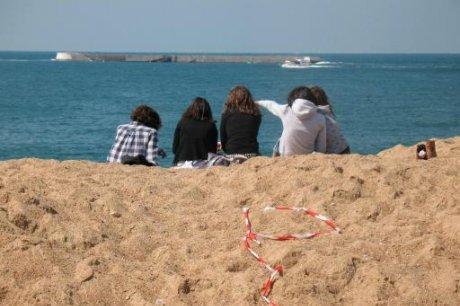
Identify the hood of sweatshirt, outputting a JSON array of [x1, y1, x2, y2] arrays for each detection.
[[318, 105, 332, 115], [290, 99, 318, 119]]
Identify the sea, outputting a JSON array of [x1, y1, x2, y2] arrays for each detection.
[[0, 52, 459, 166]]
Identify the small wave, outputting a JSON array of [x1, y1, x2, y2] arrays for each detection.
[[308, 65, 335, 68], [307, 62, 341, 69], [281, 59, 340, 68], [281, 63, 339, 69], [281, 65, 310, 69]]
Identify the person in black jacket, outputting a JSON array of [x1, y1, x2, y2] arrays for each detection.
[[220, 86, 261, 157], [172, 97, 218, 165]]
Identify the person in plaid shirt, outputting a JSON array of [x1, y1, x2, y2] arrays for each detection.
[[108, 104, 166, 166]]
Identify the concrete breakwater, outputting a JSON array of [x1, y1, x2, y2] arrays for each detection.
[[55, 52, 321, 64]]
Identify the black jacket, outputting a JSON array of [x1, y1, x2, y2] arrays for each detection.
[[220, 112, 261, 155], [172, 119, 218, 164]]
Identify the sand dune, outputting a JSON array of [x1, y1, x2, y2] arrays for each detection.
[[0, 137, 459, 305]]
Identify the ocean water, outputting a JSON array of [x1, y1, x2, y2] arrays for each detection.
[[0, 52, 459, 166]]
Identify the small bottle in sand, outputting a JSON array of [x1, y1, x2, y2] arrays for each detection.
[[416, 144, 427, 160], [426, 140, 437, 159]]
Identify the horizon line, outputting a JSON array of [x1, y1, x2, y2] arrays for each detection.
[[1, 49, 460, 55]]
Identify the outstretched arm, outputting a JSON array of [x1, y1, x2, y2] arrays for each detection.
[[256, 100, 286, 117]]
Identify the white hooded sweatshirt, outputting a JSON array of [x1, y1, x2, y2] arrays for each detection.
[[256, 99, 326, 156]]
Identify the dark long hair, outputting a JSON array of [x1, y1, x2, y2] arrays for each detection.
[[287, 86, 316, 107], [223, 85, 260, 116], [131, 104, 162, 130], [310, 86, 334, 115], [181, 97, 213, 123]]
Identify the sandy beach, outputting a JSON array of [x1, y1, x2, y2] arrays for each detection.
[[0, 137, 459, 305]]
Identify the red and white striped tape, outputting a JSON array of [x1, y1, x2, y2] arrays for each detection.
[[242, 205, 340, 305], [261, 206, 341, 239]]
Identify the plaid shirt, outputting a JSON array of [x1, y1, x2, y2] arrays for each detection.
[[107, 121, 161, 165]]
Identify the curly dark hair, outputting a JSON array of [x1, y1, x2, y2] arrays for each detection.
[[131, 104, 162, 130], [181, 97, 214, 123], [223, 85, 260, 116], [287, 86, 316, 107]]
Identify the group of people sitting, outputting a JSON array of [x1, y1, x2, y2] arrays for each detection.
[[107, 85, 349, 167]]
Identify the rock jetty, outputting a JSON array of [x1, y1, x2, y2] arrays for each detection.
[[55, 52, 322, 63]]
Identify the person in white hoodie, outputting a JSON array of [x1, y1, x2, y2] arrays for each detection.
[[256, 86, 326, 156], [310, 86, 350, 154]]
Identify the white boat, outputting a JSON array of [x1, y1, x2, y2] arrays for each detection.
[[281, 56, 322, 69]]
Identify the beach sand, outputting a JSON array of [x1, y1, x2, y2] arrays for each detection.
[[0, 137, 459, 305]]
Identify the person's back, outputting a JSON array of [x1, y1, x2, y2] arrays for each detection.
[[310, 86, 350, 154], [220, 86, 261, 156], [220, 111, 261, 154], [173, 119, 217, 164], [257, 86, 326, 156], [277, 99, 326, 155], [108, 104, 165, 166], [173, 97, 218, 164], [318, 106, 349, 154]]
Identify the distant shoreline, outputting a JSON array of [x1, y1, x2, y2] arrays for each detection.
[[1, 50, 460, 55], [53, 52, 324, 63]]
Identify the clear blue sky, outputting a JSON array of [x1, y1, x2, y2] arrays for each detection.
[[1, 0, 459, 53]]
